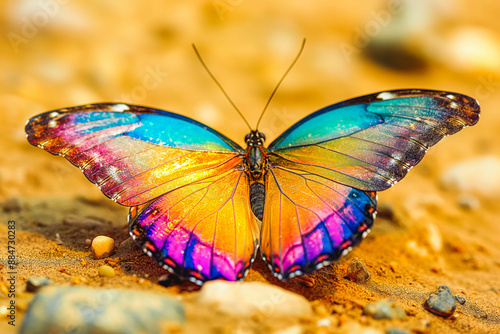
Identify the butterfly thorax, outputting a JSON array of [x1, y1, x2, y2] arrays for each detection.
[[244, 131, 267, 180]]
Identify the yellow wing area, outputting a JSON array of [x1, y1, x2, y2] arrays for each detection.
[[129, 167, 260, 284]]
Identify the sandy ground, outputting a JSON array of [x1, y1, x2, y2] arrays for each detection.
[[1, 0, 500, 333]]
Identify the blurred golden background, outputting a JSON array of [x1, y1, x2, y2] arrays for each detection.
[[2, 0, 500, 200], [1, 1, 500, 332], [2, 0, 500, 199]]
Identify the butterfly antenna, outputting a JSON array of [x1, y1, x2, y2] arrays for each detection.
[[255, 38, 306, 130], [192, 44, 252, 131]]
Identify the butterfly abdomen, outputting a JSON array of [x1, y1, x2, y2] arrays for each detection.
[[249, 182, 265, 220]]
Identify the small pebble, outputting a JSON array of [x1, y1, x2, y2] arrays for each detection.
[[2, 198, 21, 212], [120, 237, 138, 249], [63, 214, 105, 227], [455, 296, 466, 305], [424, 286, 457, 317], [430, 265, 441, 273], [346, 257, 371, 283], [403, 193, 445, 220], [364, 0, 433, 71], [386, 328, 410, 334], [295, 275, 315, 287], [85, 239, 92, 246], [450, 242, 465, 253], [342, 323, 384, 334], [363, 299, 406, 320], [426, 223, 442, 252], [458, 195, 480, 210], [70, 276, 86, 285], [406, 240, 429, 257], [273, 325, 305, 334], [98, 265, 115, 277], [316, 317, 334, 327], [26, 277, 53, 292], [54, 233, 63, 245], [91, 235, 115, 259], [442, 26, 500, 74], [158, 274, 181, 287], [311, 301, 330, 317], [441, 156, 500, 197], [377, 203, 396, 221]]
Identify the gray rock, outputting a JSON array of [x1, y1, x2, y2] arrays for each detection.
[[455, 296, 466, 305], [363, 299, 406, 320], [2, 198, 21, 212], [386, 328, 410, 334], [424, 286, 457, 317], [346, 257, 371, 283], [158, 274, 181, 287], [20, 286, 185, 334], [458, 194, 480, 210], [26, 277, 53, 292]]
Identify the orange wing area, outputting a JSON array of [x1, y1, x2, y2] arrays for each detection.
[[260, 166, 376, 280], [129, 168, 260, 284], [25, 106, 243, 206]]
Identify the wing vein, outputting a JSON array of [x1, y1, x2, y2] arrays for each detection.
[[116, 154, 240, 203], [269, 153, 395, 187]]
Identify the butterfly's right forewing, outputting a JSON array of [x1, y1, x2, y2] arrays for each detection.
[[267, 90, 480, 191]]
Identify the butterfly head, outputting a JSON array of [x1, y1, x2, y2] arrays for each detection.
[[245, 131, 266, 147]]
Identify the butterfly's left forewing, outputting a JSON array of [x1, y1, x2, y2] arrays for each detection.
[[262, 90, 479, 279], [26, 103, 243, 206]]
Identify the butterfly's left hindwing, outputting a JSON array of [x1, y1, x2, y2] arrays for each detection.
[[129, 168, 259, 284]]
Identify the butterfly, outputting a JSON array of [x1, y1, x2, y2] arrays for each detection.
[[25, 88, 480, 285]]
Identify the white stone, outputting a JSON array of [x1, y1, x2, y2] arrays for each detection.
[[340, 323, 384, 334], [196, 281, 312, 319], [406, 240, 429, 258], [403, 193, 445, 220], [426, 223, 443, 253], [442, 26, 500, 74], [441, 156, 500, 197], [273, 325, 305, 334]]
